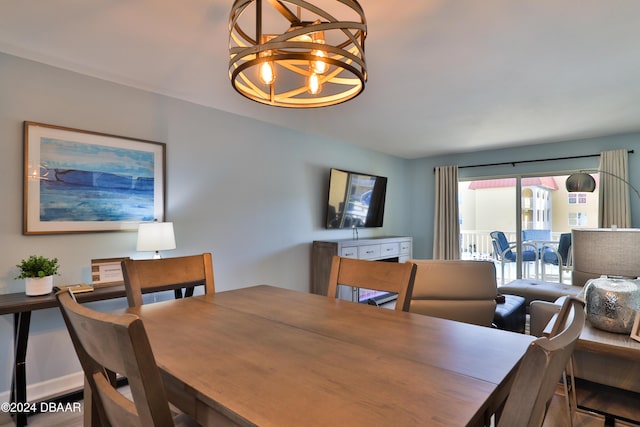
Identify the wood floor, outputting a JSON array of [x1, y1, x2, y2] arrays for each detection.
[[0, 387, 635, 427]]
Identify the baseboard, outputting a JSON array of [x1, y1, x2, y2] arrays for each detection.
[[0, 371, 84, 403]]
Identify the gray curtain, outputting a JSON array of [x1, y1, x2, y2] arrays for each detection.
[[433, 165, 460, 259], [598, 149, 631, 228]]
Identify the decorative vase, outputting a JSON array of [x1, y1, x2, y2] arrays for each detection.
[[584, 277, 640, 334], [25, 276, 54, 296]]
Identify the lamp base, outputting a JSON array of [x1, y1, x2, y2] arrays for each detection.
[[585, 277, 640, 334]]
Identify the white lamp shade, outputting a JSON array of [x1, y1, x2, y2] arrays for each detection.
[[136, 222, 176, 252]]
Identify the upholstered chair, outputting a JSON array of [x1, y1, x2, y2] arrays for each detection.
[[408, 259, 498, 327]]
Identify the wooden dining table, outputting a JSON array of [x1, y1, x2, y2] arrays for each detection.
[[119, 285, 535, 427]]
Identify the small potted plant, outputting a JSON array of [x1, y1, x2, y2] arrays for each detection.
[[16, 255, 60, 296]]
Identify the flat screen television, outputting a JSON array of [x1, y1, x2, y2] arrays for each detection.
[[325, 168, 387, 229]]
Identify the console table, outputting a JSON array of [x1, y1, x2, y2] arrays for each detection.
[[0, 286, 126, 427], [311, 236, 412, 297]]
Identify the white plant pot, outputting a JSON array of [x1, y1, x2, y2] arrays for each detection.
[[25, 276, 54, 296]]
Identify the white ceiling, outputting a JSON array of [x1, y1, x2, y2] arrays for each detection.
[[2, 0, 640, 159]]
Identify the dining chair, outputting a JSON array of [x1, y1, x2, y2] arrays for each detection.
[[407, 259, 497, 326], [56, 289, 198, 427], [490, 230, 538, 284], [121, 253, 214, 308], [327, 256, 417, 312], [498, 297, 586, 427]]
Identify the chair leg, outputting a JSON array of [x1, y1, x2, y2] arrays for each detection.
[[561, 371, 573, 427], [561, 356, 578, 427], [558, 265, 563, 284]]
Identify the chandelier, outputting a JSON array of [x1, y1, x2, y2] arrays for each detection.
[[228, 0, 367, 108]]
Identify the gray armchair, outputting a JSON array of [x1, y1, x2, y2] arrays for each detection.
[[408, 259, 497, 327]]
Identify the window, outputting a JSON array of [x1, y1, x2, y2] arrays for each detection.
[[568, 193, 588, 204], [569, 212, 588, 226], [459, 174, 598, 282]]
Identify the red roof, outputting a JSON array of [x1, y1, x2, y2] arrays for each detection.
[[468, 177, 559, 190]]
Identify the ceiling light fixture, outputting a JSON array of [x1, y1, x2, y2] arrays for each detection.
[[228, 0, 367, 108]]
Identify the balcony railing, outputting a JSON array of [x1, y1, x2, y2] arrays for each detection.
[[460, 229, 569, 283], [460, 230, 516, 259], [461, 229, 565, 258]]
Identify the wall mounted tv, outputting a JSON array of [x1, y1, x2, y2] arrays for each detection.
[[325, 168, 387, 229]]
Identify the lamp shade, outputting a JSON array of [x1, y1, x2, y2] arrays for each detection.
[[136, 222, 176, 252], [566, 172, 596, 193]]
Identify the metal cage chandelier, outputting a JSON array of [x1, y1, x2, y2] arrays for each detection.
[[229, 0, 367, 108]]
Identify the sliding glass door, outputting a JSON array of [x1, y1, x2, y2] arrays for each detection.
[[459, 174, 599, 285]]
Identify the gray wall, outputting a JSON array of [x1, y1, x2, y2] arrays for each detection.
[[0, 53, 411, 397]]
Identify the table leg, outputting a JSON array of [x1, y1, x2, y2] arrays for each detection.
[[12, 311, 31, 427]]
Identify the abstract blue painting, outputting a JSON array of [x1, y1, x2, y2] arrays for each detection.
[[24, 122, 165, 234]]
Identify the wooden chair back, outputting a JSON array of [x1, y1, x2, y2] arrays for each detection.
[[498, 297, 585, 427], [122, 253, 214, 307], [327, 256, 417, 311], [56, 290, 175, 427]]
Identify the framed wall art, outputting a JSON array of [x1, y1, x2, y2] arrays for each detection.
[[23, 121, 166, 234]]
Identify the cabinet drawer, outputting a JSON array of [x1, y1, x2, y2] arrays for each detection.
[[358, 245, 381, 260], [380, 243, 400, 258], [400, 241, 411, 255], [340, 247, 358, 259]]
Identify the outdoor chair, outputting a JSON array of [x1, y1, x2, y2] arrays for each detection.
[[490, 231, 538, 285], [541, 233, 572, 283]]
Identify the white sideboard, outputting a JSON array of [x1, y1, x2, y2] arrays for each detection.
[[311, 236, 413, 297]]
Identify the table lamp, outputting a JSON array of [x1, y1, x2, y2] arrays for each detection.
[[136, 221, 176, 259]]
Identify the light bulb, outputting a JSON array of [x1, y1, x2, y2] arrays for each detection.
[[311, 50, 328, 74], [310, 32, 327, 74], [308, 73, 321, 94], [259, 61, 275, 85]]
